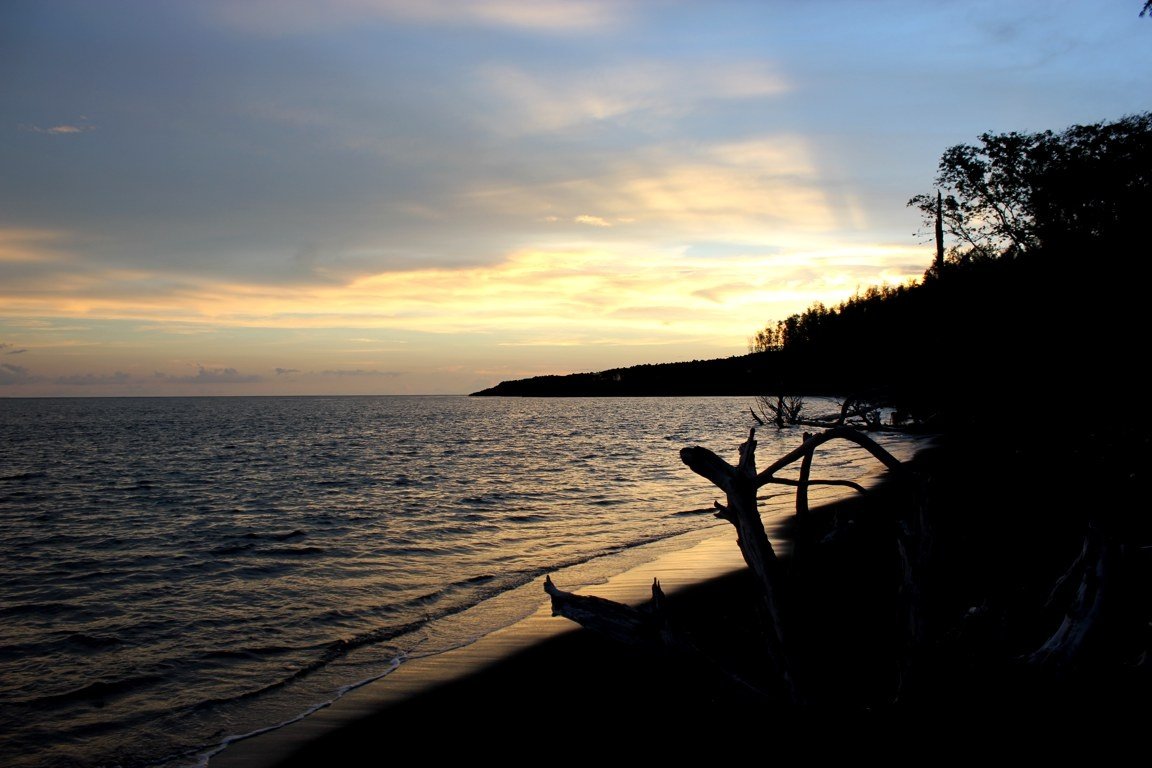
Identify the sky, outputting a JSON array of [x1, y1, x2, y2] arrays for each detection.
[[2, 1, 1149, 397]]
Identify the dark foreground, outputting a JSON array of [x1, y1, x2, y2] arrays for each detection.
[[233, 426, 1150, 764]]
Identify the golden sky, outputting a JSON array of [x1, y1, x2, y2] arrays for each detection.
[[2, 1, 1149, 395]]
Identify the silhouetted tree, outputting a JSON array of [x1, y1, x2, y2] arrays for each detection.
[[754, 393, 805, 429], [908, 112, 1152, 264], [748, 324, 782, 353]]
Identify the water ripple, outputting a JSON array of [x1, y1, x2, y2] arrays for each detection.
[[0, 394, 928, 768]]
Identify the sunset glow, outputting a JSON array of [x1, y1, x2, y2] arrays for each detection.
[[2, 1, 1148, 395]]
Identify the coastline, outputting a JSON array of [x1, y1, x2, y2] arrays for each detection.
[[208, 531, 766, 767], [210, 421, 1152, 762]]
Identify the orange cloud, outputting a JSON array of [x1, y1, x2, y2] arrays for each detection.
[[0, 228, 77, 264], [0, 240, 927, 342]]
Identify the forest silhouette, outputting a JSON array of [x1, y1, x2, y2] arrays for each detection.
[[474, 111, 1150, 433], [495, 112, 1152, 726]]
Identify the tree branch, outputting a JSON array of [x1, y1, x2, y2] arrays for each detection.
[[755, 427, 905, 488], [681, 428, 800, 704]]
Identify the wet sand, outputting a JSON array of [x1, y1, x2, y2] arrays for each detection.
[[209, 533, 774, 767], [209, 427, 1152, 765]]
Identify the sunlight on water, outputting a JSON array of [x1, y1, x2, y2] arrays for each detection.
[[0, 395, 928, 768]]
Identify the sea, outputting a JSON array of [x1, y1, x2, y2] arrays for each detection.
[[0, 395, 929, 768]]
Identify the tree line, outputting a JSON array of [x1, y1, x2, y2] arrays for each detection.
[[475, 110, 1150, 426], [748, 111, 1151, 427], [540, 107, 1152, 727]]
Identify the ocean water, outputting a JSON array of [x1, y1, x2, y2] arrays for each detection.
[[0, 395, 927, 768]]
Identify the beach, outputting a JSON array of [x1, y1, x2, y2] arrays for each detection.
[[1, 396, 936, 768], [208, 533, 776, 766], [209, 427, 1152, 765], [208, 448, 929, 767]]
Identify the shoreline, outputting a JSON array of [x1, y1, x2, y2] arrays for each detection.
[[205, 433, 933, 766], [210, 421, 1152, 762], [208, 531, 764, 767], [201, 425, 925, 768]]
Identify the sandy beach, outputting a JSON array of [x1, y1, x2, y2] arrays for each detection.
[[209, 533, 773, 767], [209, 428, 1152, 766]]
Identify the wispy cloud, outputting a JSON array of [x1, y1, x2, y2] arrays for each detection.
[[158, 366, 262, 384], [0, 238, 927, 347], [54, 371, 133, 386], [212, 0, 625, 36], [19, 121, 96, 135], [475, 59, 788, 136], [319, 369, 403, 377], [0, 228, 76, 264], [0, 362, 36, 386], [4, 0, 1145, 397], [460, 135, 837, 241], [574, 215, 612, 228]]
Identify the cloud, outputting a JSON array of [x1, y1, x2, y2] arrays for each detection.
[[20, 122, 96, 135], [0, 363, 36, 386], [0, 235, 927, 351], [211, 0, 625, 36], [319, 369, 403, 377], [54, 372, 133, 386], [1, 342, 29, 355], [459, 135, 841, 242], [0, 228, 76, 265], [275, 367, 301, 376], [574, 215, 612, 228], [475, 59, 788, 136], [159, 366, 262, 384]]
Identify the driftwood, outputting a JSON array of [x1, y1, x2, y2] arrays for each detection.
[[540, 419, 1150, 717], [544, 425, 915, 708], [543, 574, 772, 698], [543, 575, 669, 649], [754, 393, 908, 432], [1025, 523, 1120, 669], [680, 428, 799, 703]]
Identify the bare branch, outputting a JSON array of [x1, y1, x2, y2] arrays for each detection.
[[736, 427, 758, 476], [761, 477, 868, 494], [679, 445, 739, 493], [755, 427, 904, 489]]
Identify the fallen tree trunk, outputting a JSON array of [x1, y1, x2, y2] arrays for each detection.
[[543, 425, 918, 708], [1024, 523, 1120, 670], [680, 428, 800, 704], [543, 575, 668, 649], [543, 574, 772, 698]]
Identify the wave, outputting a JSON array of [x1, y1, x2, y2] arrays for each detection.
[[23, 672, 167, 709], [0, 601, 83, 618], [201, 645, 298, 660], [210, 542, 257, 555], [670, 507, 719, 517], [0, 395, 928, 768], [505, 513, 545, 523], [0, 471, 47, 482], [241, 529, 307, 541], [263, 545, 325, 556], [64, 632, 124, 649]]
